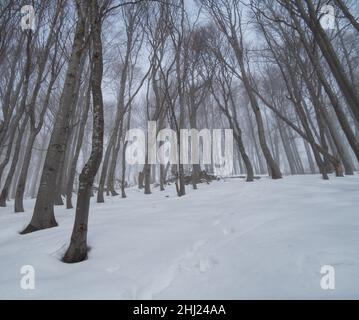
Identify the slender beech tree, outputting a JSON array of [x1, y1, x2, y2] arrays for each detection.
[[63, 0, 104, 263], [21, 0, 89, 234]]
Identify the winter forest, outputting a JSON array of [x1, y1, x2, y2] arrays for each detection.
[[0, 0, 359, 299]]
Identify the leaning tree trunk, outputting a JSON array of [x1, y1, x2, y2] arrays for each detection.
[[334, 0, 359, 32], [63, 0, 104, 263], [228, 30, 281, 179], [0, 34, 31, 186], [0, 35, 24, 149], [244, 102, 266, 175], [248, 97, 282, 179], [240, 72, 282, 179], [224, 96, 254, 182], [234, 132, 254, 182], [323, 106, 354, 175], [21, 7, 87, 234], [297, 30, 359, 163], [286, 0, 359, 124]]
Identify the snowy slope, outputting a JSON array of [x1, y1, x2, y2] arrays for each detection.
[[0, 174, 358, 299]]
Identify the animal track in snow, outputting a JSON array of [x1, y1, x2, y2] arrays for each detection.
[[137, 239, 209, 299]]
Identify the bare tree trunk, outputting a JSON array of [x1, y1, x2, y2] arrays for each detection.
[[144, 158, 151, 195], [334, 0, 359, 32], [120, 105, 132, 198], [0, 51, 31, 184], [0, 115, 28, 206], [189, 113, 200, 188], [213, 77, 255, 181], [29, 134, 49, 199], [97, 141, 114, 202], [21, 4, 87, 234], [290, 135, 305, 174], [245, 102, 266, 174], [0, 34, 24, 149], [322, 105, 354, 175], [10, 135, 26, 199], [138, 170, 144, 189], [277, 116, 297, 175], [289, 0, 359, 123], [66, 84, 91, 209], [63, 0, 104, 263], [296, 29, 359, 162], [106, 125, 123, 196], [247, 94, 282, 179], [303, 139, 316, 174], [14, 129, 37, 212], [121, 141, 128, 199], [260, 21, 339, 179]]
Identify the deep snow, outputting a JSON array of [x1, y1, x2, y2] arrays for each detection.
[[0, 174, 358, 299]]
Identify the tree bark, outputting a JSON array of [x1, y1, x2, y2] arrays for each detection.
[[63, 0, 104, 263], [66, 84, 91, 209], [21, 3, 87, 234]]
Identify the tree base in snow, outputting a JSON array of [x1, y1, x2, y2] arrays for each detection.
[[20, 220, 58, 235], [62, 245, 90, 264]]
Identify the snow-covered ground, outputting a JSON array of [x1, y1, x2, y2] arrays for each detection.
[[0, 174, 358, 299]]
